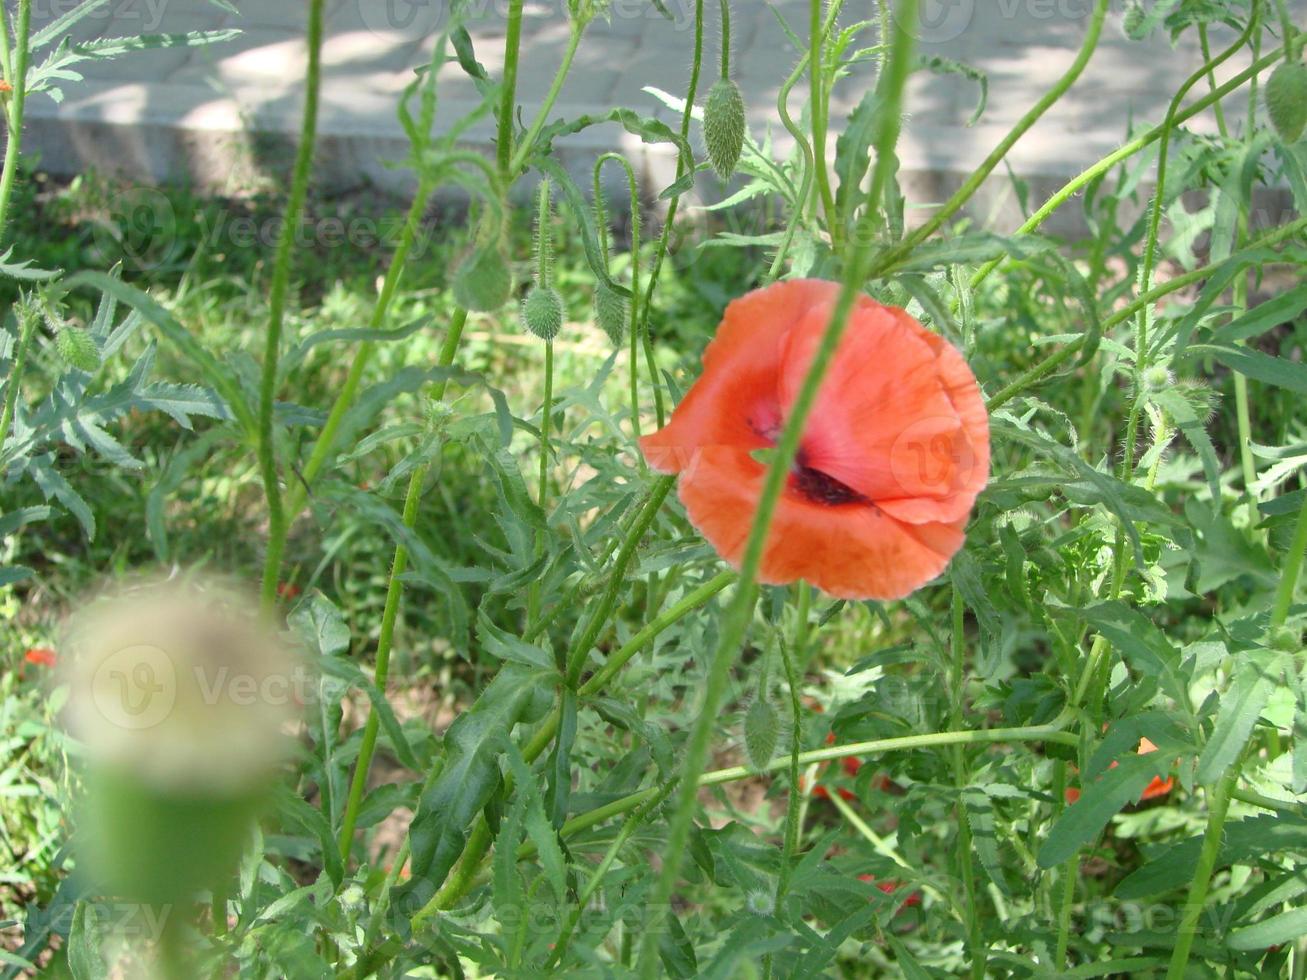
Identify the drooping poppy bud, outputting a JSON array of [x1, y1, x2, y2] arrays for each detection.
[[594, 282, 627, 346], [704, 78, 746, 179], [1266, 60, 1307, 143]]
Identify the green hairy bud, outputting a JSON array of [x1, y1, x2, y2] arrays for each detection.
[[704, 78, 746, 179], [594, 282, 627, 346], [453, 243, 513, 313], [522, 285, 565, 341], [1266, 60, 1307, 144], [56, 327, 100, 373], [743, 696, 781, 772]]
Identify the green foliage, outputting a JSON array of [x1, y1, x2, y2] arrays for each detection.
[[4, 1, 1307, 978]]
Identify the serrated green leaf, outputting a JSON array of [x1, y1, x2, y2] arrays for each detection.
[[1197, 654, 1277, 783]]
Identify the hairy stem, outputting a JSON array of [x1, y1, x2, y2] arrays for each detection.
[[258, 0, 326, 610]]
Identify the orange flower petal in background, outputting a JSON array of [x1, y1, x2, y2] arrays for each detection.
[[1064, 736, 1175, 805], [24, 647, 56, 668], [640, 279, 989, 600]]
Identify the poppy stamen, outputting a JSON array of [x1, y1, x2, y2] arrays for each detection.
[[793, 451, 869, 507]]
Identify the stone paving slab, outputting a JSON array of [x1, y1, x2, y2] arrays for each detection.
[[17, 0, 1252, 230]]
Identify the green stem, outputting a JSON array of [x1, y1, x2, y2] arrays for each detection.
[[951, 588, 986, 979], [1197, 25, 1230, 137], [810, 0, 838, 240], [507, 22, 584, 177], [593, 154, 643, 443], [1274, 0, 1297, 61], [258, 0, 326, 611], [718, 0, 731, 79], [496, 0, 525, 176], [528, 339, 553, 627], [636, 0, 705, 428], [969, 39, 1291, 292], [563, 475, 675, 687], [892, 0, 1107, 256], [579, 570, 735, 695], [1166, 771, 1235, 980], [335, 308, 468, 863], [636, 8, 918, 974], [0, 299, 35, 449], [0, 0, 32, 245]]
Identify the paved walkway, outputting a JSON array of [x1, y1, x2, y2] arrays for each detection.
[[22, 1, 1242, 227]]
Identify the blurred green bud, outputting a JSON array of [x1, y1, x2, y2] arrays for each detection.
[[453, 242, 513, 313], [61, 577, 303, 906], [1266, 60, 1307, 144]]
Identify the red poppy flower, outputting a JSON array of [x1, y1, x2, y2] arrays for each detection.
[[24, 647, 56, 668], [640, 280, 989, 599], [859, 873, 921, 908], [1064, 736, 1174, 804], [277, 582, 301, 600]]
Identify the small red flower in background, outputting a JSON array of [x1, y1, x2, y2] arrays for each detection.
[[640, 279, 990, 599], [859, 873, 921, 908], [1064, 736, 1175, 804], [277, 582, 301, 600], [24, 647, 56, 668]]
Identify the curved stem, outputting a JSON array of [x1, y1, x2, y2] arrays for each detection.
[[969, 39, 1290, 292], [718, 0, 731, 79], [892, 0, 1108, 256], [1166, 771, 1235, 980], [258, 0, 326, 610]]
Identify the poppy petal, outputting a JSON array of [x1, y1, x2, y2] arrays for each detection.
[[640, 280, 835, 473], [674, 447, 966, 600], [777, 290, 988, 524]]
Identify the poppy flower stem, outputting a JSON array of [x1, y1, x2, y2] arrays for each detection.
[[637, 6, 919, 974], [0, 0, 30, 246], [809, 0, 838, 240], [257, 0, 326, 612]]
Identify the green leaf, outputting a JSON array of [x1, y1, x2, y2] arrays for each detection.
[[1197, 654, 1278, 783], [1076, 602, 1191, 715], [528, 108, 692, 176], [1151, 387, 1221, 503], [400, 665, 553, 898], [533, 158, 630, 298], [658, 910, 699, 979], [476, 607, 555, 671], [1211, 284, 1307, 345], [317, 655, 421, 772], [1191, 343, 1307, 395], [288, 592, 352, 658], [964, 786, 1011, 896], [1228, 907, 1307, 951], [834, 88, 879, 226], [66, 903, 104, 980], [1037, 752, 1173, 868]]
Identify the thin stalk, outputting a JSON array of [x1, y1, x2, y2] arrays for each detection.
[[810, 0, 838, 240], [969, 39, 1291, 292], [496, 0, 525, 175], [1197, 25, 1230, 136], [528, 339, 554, 627], [563, 475, 675, 687], [335, 308, 468, 862], [636, 0, 705, 428], [636, 8, 918, 974], [1273, 0, 1296, 61], [594, 154, 643, 444], [1166, 771, 1235, 980], [717, 0, 731, 79], [762, 634, 806, 980], [579, 570, 735, 695], [507, 22, 584, 177], [1272, 489, 1307, 628], [0, 299, 35, 448], [951, 588, 986, 979], [0, 0, 32, 244], [258, 0, 326, 610], [890, 0, 1108, 258], [1234, 25, 1265, 510]]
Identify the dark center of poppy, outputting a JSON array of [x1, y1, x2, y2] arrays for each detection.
[[792, 450, 868, 507]]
